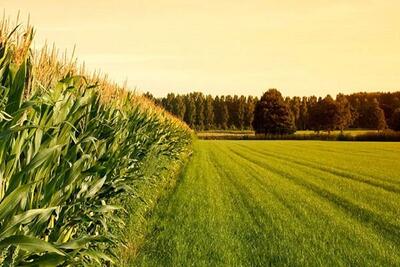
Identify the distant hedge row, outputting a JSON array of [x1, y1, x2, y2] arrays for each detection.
[[198, 131, 400, 141]]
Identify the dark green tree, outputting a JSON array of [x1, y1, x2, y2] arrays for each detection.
[[216, 96, 229, 129], [290, 97, 301, 129], [370, 99, 387, 131], [161, 93, 175, 113], [252, 89, 295, 134], [298, 97, 308, 130], [391, 108, 400, 131], [335, 94, 353, 132], [309, 95, 338, 133], [204, 95, 215, 130], [237, 95, 246, 129], [213, 96, 221, 128], [172, 95, 186, 120], [244, 96, 256, 129], [225, 95, 235, 128], [184, 95, 196, 128], [389, 98, 400, 129], [193, 92, 205, 130], [308, 98, 323, 132]]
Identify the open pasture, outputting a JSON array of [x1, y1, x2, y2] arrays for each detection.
[[134, 140, 400, 266]]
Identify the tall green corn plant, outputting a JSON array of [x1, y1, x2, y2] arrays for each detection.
[[0, 26, 191, 266], [0, 25, 32, 203], [0, 28, 122, 265], [0, 81, 122, 265]]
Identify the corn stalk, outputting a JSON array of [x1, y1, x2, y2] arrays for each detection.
[[0, 19, 191, 266]]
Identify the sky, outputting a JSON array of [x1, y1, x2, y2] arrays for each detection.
[[2, 0, 400, 97]]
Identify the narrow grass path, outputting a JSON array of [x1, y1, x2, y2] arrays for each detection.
[[133, 141, 400, 266]]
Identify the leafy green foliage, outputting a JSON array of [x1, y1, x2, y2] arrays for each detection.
[[391, 108, 400, 131], [0, 22, 191, 266], [157, 90, 400, 132], [252, 89, 295, 134]]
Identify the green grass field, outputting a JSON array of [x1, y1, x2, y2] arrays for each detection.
[[133, 140, 400, 266]]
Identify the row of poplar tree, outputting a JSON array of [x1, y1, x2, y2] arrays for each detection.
[[145, 90, 400, 132]]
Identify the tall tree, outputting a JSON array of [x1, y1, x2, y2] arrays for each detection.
[[237, 95, 246, 129], [213, 96, 229, 129], [370, 99, 387, 131], [290, 97, 301, 129], [389, 97, 400, 129], [391, 108, 400, 131], [309, 95, 339, 133], [219, 96, 229, 129], [193, 92, 205, 130], [355, 98, 370, 128], [204, 95, 215, 130], [335, 94, 353, 132], [252, 89, 295, 134], [162, 93, 175, 113], [225, 95, 235, 128], [319, 95, 338, 133], [244, 96, 256, 129], [184, 95, 196, 128], [304, 96, 317, 130], [298, 97, 308, 130], [172, 95, 186, 120], [213, 96, 221, 128]]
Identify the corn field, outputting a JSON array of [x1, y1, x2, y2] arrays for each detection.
[[0, 19, 191, 266]]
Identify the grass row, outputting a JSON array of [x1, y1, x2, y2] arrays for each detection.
[[133, 140, 400, 266], [118, 148, 192, 265]]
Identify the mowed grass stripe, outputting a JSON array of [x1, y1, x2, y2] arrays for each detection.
[[222, 142, 400, 265], [228, 142, 400, 240], [134, 142, 249, 266], [248, 141, 400, 185], [134, 141, 400, 266], [234, 141, 400, 190], [204, 142, 337, 266], [216, 142, 400, 265], [230, 142, 400, 212], [207, 143, 351, 266]]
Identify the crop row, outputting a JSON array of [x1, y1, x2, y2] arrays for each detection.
[[0, 20, 191, 265]]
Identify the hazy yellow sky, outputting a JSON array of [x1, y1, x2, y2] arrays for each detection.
[[3, 0, 400, 97]]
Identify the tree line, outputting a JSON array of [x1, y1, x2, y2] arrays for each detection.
[[145, 92, 257, 130], [145, 89, 400, 133]]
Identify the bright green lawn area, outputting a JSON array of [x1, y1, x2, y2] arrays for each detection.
[[133, 141, 400, 266]]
